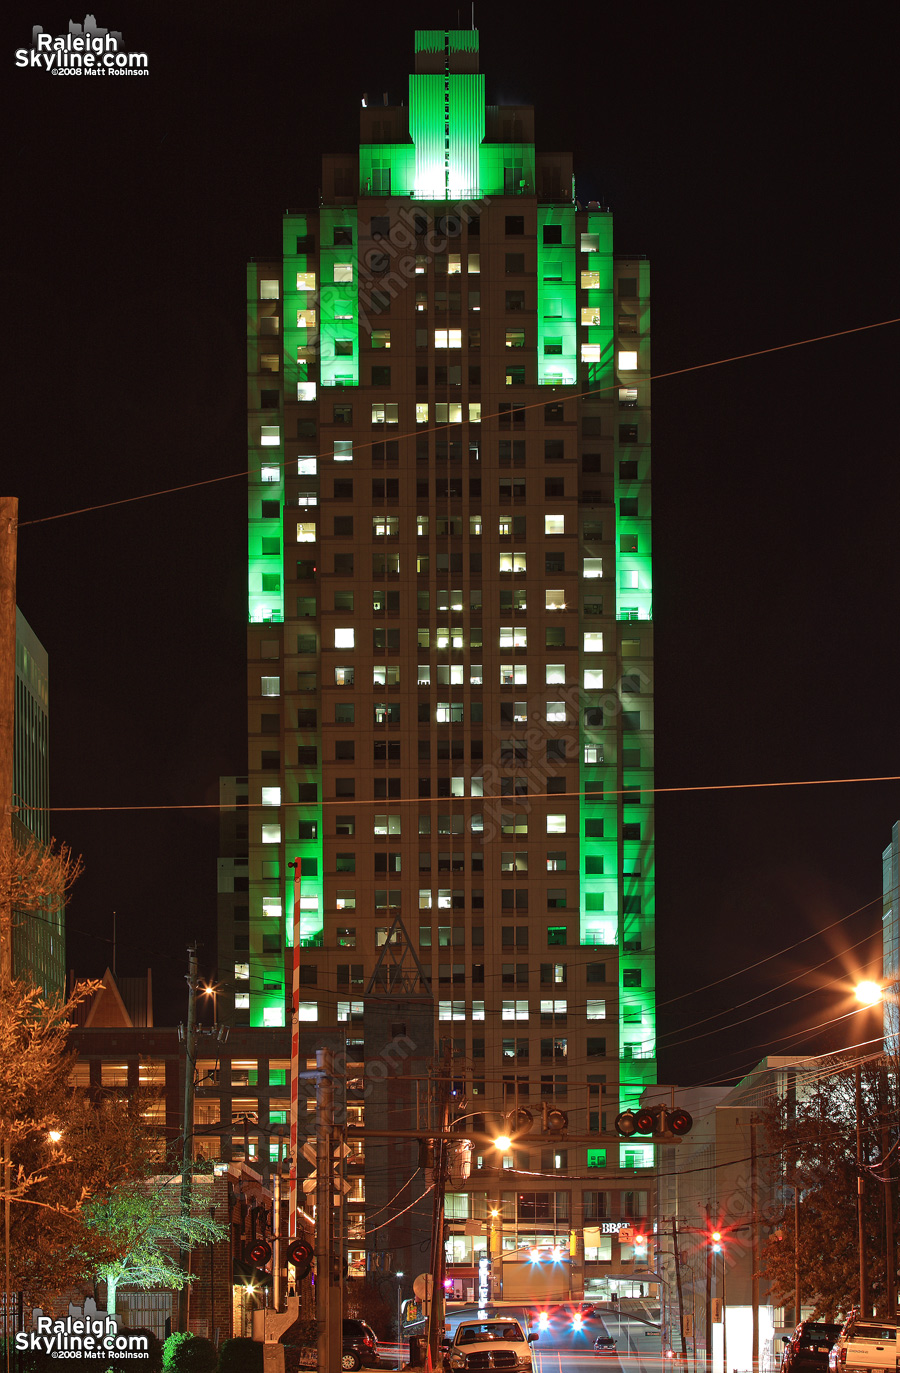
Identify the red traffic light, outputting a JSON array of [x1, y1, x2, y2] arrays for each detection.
[[247, 1239, 272, 1267], [667, 1109, 693, 1136], [287, 1238, 314, 1278]]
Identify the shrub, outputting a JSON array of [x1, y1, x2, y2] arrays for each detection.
[[217, 1337, 263, 1373], [163, 1332, 217, 1372]]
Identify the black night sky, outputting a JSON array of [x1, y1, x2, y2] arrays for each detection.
[[5, 2, 899, 1083]]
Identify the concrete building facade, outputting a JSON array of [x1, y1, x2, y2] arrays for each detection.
[[222, 26, 656, 1301]]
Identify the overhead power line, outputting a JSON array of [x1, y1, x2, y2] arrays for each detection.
[[17, 315, 900, 529]]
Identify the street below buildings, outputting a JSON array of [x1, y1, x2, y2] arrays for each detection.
[[436, 1307, 665, 1373]]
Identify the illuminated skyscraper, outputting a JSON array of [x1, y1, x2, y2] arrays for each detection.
[[230, 29, 655, 1295], [13, 607, 64, 998]]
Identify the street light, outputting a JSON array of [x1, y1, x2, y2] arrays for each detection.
[[855, 980, 883, 1007], [395, 1271, 404, 1370]]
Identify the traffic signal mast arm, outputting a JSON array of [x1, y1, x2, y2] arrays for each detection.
[[346, 1127, 686, 1145]]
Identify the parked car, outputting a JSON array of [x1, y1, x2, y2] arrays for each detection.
[[342, 1318, 381, 1371], [443, 1318, 538, 1372], [828, 1317, 899, 1373], [781, 1321, 843, 1373]]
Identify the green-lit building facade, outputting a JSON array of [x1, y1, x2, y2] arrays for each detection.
[[231, 29, 656, 1297], [13, 607, 64, 998]]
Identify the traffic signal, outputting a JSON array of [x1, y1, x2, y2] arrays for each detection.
[[633, 1232, 648, 1258], [710, 1230, 723, 1252], [614, 1106, 693, 1138], [287, 1238, 314, 1279], [541, 1103, 569, 1133], [504, 1107, 535, 1137], [246, 1239, 272, 1267]]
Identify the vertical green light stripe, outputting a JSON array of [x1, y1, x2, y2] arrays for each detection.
[[448, 75, 485, 201], [319, 207, 359, 386], [409, 73, 485, 200], [537, 207, 577, 385], [414, 28, 479, 53], [247, 259, 285, 626]]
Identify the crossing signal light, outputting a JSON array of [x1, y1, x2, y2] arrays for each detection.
[[287, 1238, 314, 1279], [246, 1239, 272, 1267], [614, 1106, 694, 1138], [633, 1232, 648, 1255], [667, 1109, 693, 1136]]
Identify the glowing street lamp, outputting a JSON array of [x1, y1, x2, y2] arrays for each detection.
[[855, 981, 883, 1007]]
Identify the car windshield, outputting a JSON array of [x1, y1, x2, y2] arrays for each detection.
[[457, 1323, 524, 1343]]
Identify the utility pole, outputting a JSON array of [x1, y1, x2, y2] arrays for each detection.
[[316, 1048, 341, 1373], [856, 1061, 867, 1316], [178, 944, 199, 1332], [672, 1217, 686, 1359], [0, 497, 18, 985], [427, 1042, 452, 1370], [750, 1121, 759, 1372], [272, 1164, 283, 1312], [705, 1202, 712, 1373], [880, 1071, 896, 1319]]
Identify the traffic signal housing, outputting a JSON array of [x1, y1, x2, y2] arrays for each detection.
[[287, 1238, 314, 1279], [246, 1239, 272, 1267], [614, 1106, 693, 1139]]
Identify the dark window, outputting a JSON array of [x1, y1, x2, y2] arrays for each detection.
[[619, 498, 639, 516], [545, 478, 564, 498], [335, 778, 355, 798], [619, 460, 639, 479], [296, 419, 317, 438], [618, 277, 637, 298], [334, 516, 353, 536], [505, 291, 525, 311], [335, 741, 355, 761], [505, 216, 525, 236], [619, 424, 639, 444], [542, 224, 562, 244], [260, 389, 279, 408], [371, 215, 390, 237], [261, 500, 280, 519], [372, 366, 391, 386], [505, 253, 525, 274], [333, 479, 353, 499], [261, 750, 280, 769], [333, 404, 353, 425], [333, 226, 353, 245], [296, 234, 315, 253]]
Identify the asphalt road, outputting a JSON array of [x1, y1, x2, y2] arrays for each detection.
[[440, 1307, 667, 1373]]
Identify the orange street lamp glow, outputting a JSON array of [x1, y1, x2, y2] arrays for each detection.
[[855, 981, 883, 1007], [494, 1135, 512, 1152]]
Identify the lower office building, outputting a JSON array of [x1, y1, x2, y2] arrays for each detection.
[[222, 25, 657, 1298]]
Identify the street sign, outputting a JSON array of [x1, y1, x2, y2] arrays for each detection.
[[618, 1226, 634, 1244], [413, 1273, 434, 1301]]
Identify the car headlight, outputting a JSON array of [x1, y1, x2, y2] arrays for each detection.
[[450, 1356, 466, 1368]]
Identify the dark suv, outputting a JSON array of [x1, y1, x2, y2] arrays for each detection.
[[342, 1318, 381, 1371], [782, 1322, 843, 1373]]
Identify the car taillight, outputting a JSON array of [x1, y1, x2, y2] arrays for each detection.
[[839, 1351, 846, 1365]]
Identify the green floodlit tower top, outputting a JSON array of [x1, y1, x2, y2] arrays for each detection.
[[242, 26, 655, 1185]]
